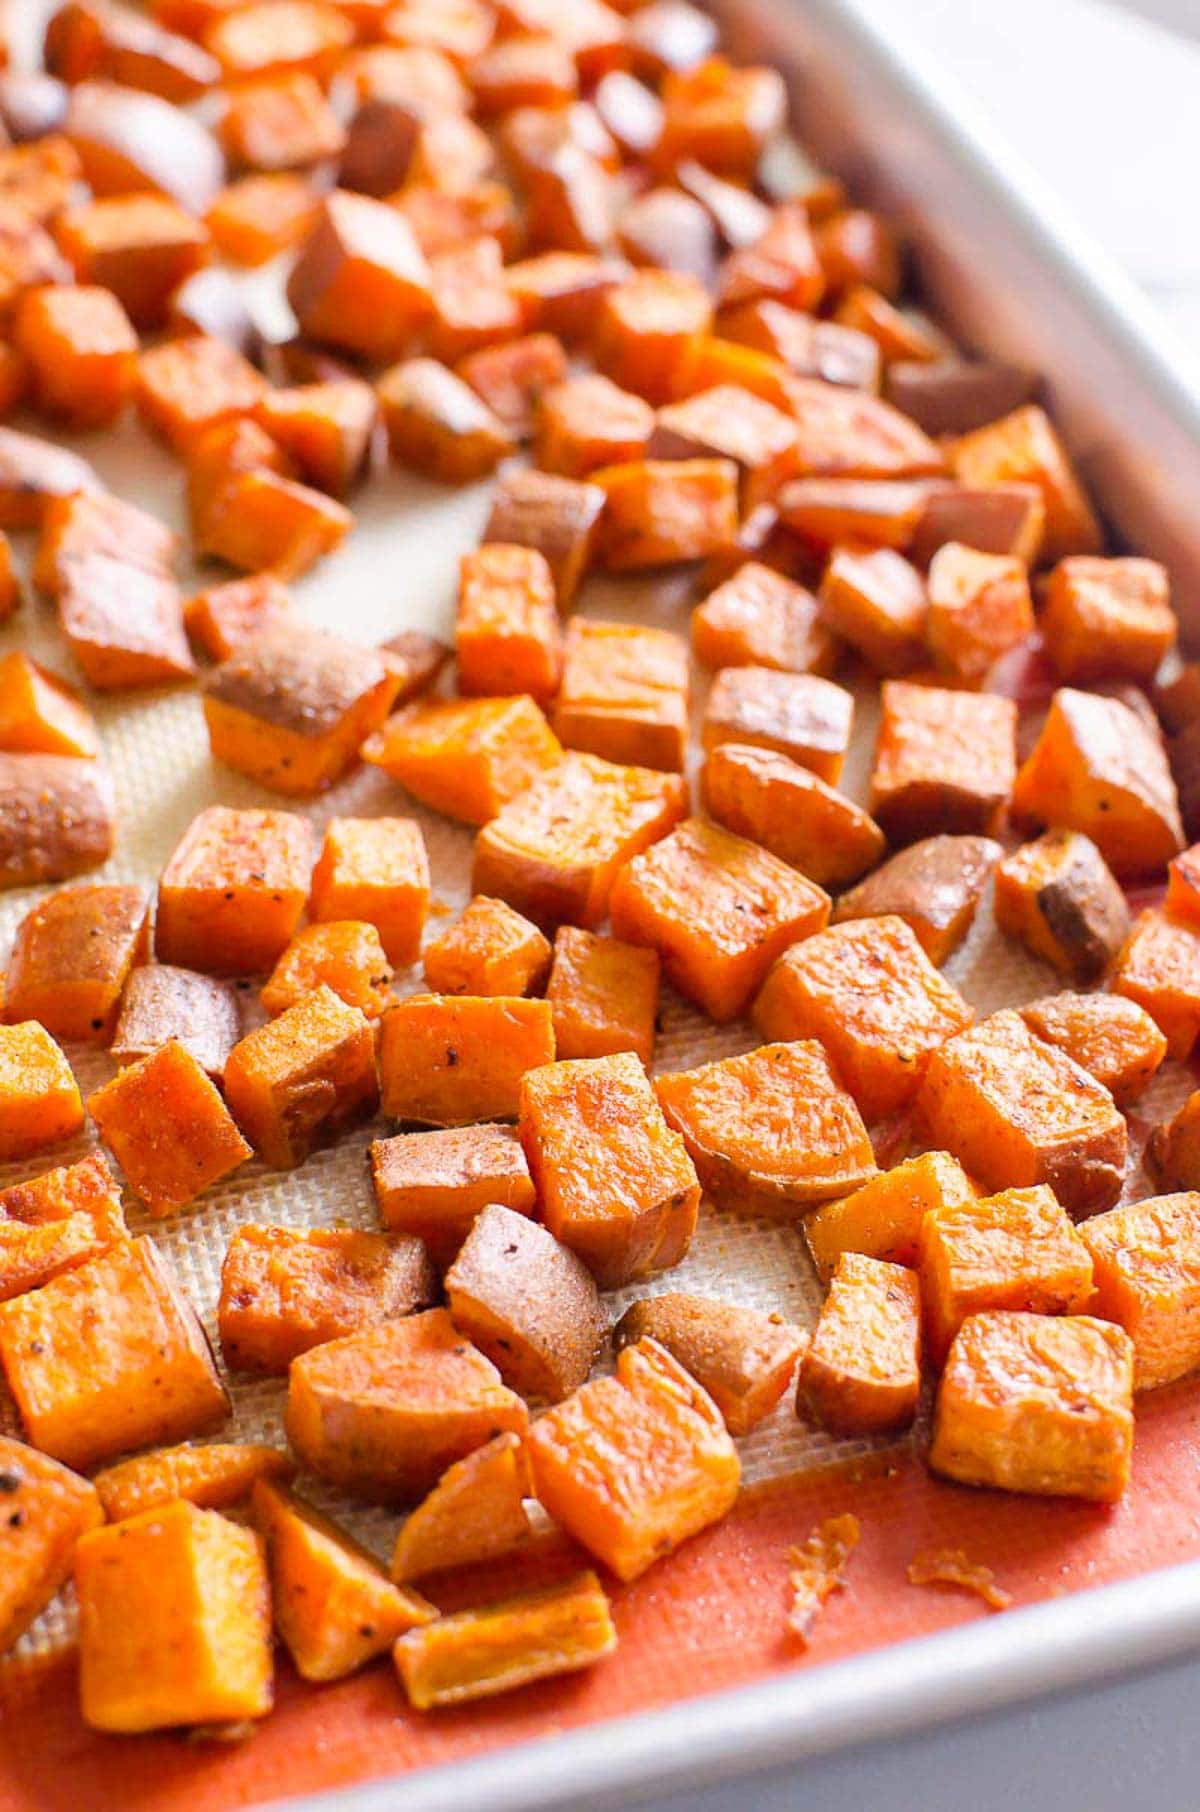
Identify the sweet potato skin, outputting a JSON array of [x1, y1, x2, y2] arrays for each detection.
[[702, 665, 853, 784], [111, 966, 241, 1081], [371, 1121, 536, 1266], [993, 829, 1130, 984], [0, 753, 116, 890], [0, 1435, 103, 1655], [799, 1253, 921, 1435], [615, 1293, 806, 1434]]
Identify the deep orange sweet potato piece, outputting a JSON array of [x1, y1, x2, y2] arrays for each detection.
[[184, 573, 292, 661], [527, 1336, 738, 1579], [35, 492, 179, 602], [655, 55, 784, 178], [1167, 841, 1200, 924], [614, 1293, 804, 1435], [0, 207, 73, 327], [814, 207, 901, 300], [519, 1051, 698, 1287], [224, 984, 379, 1169], [0, 1238, 229, 1469], [816, 544, 927, 676], [261, 921, 394, 1020], [378, 992, 554, 1125], [14, 282, 137, 429], [286, 189, 431, 360], [702, 666, 853, 783], [833, 285, 947, 363], [594, 269, 712, 404], [505, 250, 627, 345], [0, 754, 115, 890], [951, 405, 1102, 564], [75, 1500, 272, 1732], [136, 332, 266, 456], [157, 804, 312, 975], [0, 425, 104, 531], [364, 695, 562, 828], [58, 554, 195, 691], [714, 201, 822, 312], [426, 236, 523, 365], [916, 1009, 1127, 1218], [378, 355, 513, 481], [0, 1149, 127, 1305], [5, 884, 149, 1044], [0, 1436, 103, 1655], [456, 332, 569, 440], [993, 828, 1129, 982], [456, 544, 561, 704], [308, 816, 428, 967], [0, 134, 79, 222], [423, 896, 551, 999], [371, 1121, 535, 1265], [1020, 992, 1166, 1106], [869, 678, 1017, 843], [925, 541, 1034, 686], [554, 618, 689, 772], [254, 379, 376, 498], [1041, 556, 1174, 685], [88, 1039, 251, 1215], [1080, 1193, 1200, 1390], [0, 1022, 83, 1162], [482, 468, 607, 607], [545, 925, 659, 1066], [206, 171, 317, 264], [54, 191, 209, 329], [1111, 907, 1200, 1060], [781, 476, 940, 551], [533, 372, 653, 479], [390, 1431, 533, 1583], [0, 653, 98, 760], [785, 375, 946, 482], [929, 1311, 1134, 1502], [94, 1442, 292, 1522], [692, 562, 835, 677], [219, 1223, 436, 1373], [197, 463, 354, 577], [831, 834, 1002, 966], [220, 68, 344, 172], [594, 456, 738, 570], [700, 743, 881, 890], [799, 1253, 920, 1434], [802, 1149, 974, 1284], [652, 386, 798, 516]]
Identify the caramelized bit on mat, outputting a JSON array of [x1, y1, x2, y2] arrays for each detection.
[[907, 1548, 1012, 1613], [786, 1512, 860, 1646]]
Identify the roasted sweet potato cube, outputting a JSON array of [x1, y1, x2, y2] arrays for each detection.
[[5, 885, 149, 1044], [799, 1254, 920, 1433], [869, 679, 1017, 843], [286, 189, 431, 361], [206, 0, 353, 80], [803, 1149, 975, 1283], [0, 133, 78, 219], [456, 544, 561, 704], [700, 743, 881, 891], [308, 816, 428, 968], [55, 192, 210, 329], [545, 926, 659, 1066], [650, 384, 799, 514], [220, 69, 344, 172], [395, 1570, 614, 1708], [929, 1310, 1134, 1501], [287, 1307, 528, 1501], [0, 1239, 229, 1470], [614, 1293, 805, 1435], [1020, 992, 1166, 1106], [656, 55, 784, 178], [816, 545, 927, 675], [754, 917, 973, 1121], [136, 333, 266, 457], [445, 1203, 604, 1399], [833, 286, 948, 364], [473, 751, 687, 929], [0, 1194, 127, 1305], [380, 630, 450, 706], [390, 1431, 532, 1582], [1041, 556, 1174, 685], [993, 828, 1130, 983], [187, 413, 292, 530], [714, 201, 822, 313], [371, 1122, 535, 1265], [14, 283, 136, 429], [814, 207, 901, 301], [831, 834, 1002, 966], [553, 619, 688, 773], [35, 490, 178, 594], [157, 804, 312, 975], [594, 456, 738, 570], [784, 375, 946, 481], [0, 754, 115, 890], [533, 372, 653, 479], [0, 208, 73, 327], [199, 462, 353, 574], [483, 467, 606, 606], [505, 250, 627, 346], [378, 993, 554, 1125], [58, 554, 195, 692], [219, 1223, 436, 1375], [94, 1443, 293, 1523], [203, 626, 400, 798], [1148, 1091, 1200, 1192], [0, 656, 97, 761], [594, 269, 712, 404], [0, 1150, 122, 1236], [526, 1336, 738, 1579], [916, 1009, 1127, 1218], [261, 921, 393, 1020], [951, 405, 1102, 564], [925, 541, 1034, 686], [0, 1437, 102, 1654], [423, 896, 551, 999], [719, 298, 879, 389], [656, 1040, 875, 1216], [224, 985, 379, 1169], [0, 426, 103, 535], [378, 355, 512, 482], [1013, 688, 1184, 875], [1167, 841, 1200, 923], [88, 1040, 251, 1215], [468, 32, 577, 113], [425, 236, 524, 366], [609, 817, 829, 1023], [0, 1022, 83, 1162], [1080, 1193, 1200, 1390], [918, 1184, 1093, 1366], [519, 1052, 698, 1287], [206, 170, 317, 265], [457, 332, 569, 441], [702, 666, 853, 783], [494, 0, 625, 80], [692, 561, 836, 677], [883, 357, 1038, 435], [908, 481, 1046, 568], [75, 1500, 271, 1733], [184, 573, 292, 662], [370, 700, 562, 833], [379, 0, 495, 62], [1111, 907, 1200, 1060]]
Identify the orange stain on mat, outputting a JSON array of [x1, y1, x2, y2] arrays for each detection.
[[4, 1377, 1200, 1812]]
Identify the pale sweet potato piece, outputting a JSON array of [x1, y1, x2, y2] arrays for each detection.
[[754, 916, 973, 1121], [59, 553, 195, 691], [925, 541, 1034, 686], [390, 1432, 533, 1583], [207, 171, 317, 264], [224, 985, 379, 1169], [483, 467, 606, 607], [156, 804, 312, 976], [650, 383, 799, 513], [371, 1122, 535, 1265], [1112, 907, 1200, 1060], [0, 1022, 83, 1161], [702, 666, 853, 782], [554, 618, 689, 773], [4, 884, 149, 1043], [1019, 992, 1166, 1106], [545, 926, 659, 1065], [94, 1443, 293, 1522], [286, 1307, 529, 1502], [456, 544, 561, 705], [75, 1501, 272, 1733], [916, 1009, 1127, 1219], [799, 1253, 920, 1434], [380, 630, 450, 705], [33, 490, 177, 604], [869, 679, 1016, 843], [309, 816, 429, 966], [692, 561, 836, 677], [0, 1436, 102, 1654], [701, 743, 883, 890], [950, 405, 1102, 564], [111, 966, 241, 1081], [379, 356, 512, 482], [994, 828, 1130, 983], [908, 482, 1045, 568], [88, 1040, 251, 1216], [0, 1239, 230, 1470], [831, 834, 1001, 965], [287, 189, 432, 361], [0, 653, 98, 760], [0, 426, 103, 533], [1080, 1193, 1200, 1390], [220, 69, 344, 172], [784, 374, 945, 480], [363, 695, 563, 828], [614, 1293, 805, 1434], [1041, 556, 1174, 685], [929, 1311, 1134, 1501], [423, 896, 551, 998], [803, 1149, 974, 1284], [609, 816, 829, 1023]]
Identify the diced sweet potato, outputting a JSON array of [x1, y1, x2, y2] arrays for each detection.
[[916, 1008, 1127, 1218], [220, 69, 344, 172], [702, 666, 853, 782], [803, 1149, 974, 1283], [833, 285, 948, 363], [919, 1184, 1093, 1366], [55, 191, 209, 329], [286, 188, 431, 361], [483, 467, 606, 605], [714, 201, 822, 315], [883, 358, 1039, 437], [206, 0, 353, 79], [0, 1436, 103, 1655], [184, 573, 292, 662], [0, 753, 115, 889], [545, 926, 659, 1066], [701, 742, 884, 890], [165, 264, 261, 356], [89, 1039, 250, 1216], [1167, 841, 1200, 923], [364, 695, 563, 827], [0, 654, 98, 760], [908, 481, 1045, 568], [287, 1306, 528, 1501], [5, 885, 149, 1044], [1112, 907, 1200, 1059], [993, 828, 1130, 982], [0, 425, 104, 531], [527, 1336, 738, 1580], [869, 678, 1017, 843], [113, 968, 238, 1083], [380, 0, 495, 63], [1075, 1192, 1200, 1391], [505, 249, 627, 346], [816, 544, 927, 675], [784, 375, 946, 481], [799, 1253, 920, 1433], [553, 619, 689, 772], [456, 544, 561, 704], [0, 208, 73, 328], [625, 0, 718, 78], [831, 834, 1001, 965], [473, 751, 688, 929], [395, 1570, 615, 1708], [692, 561, 836, 677], [75, 1501, 272, 1733], [426, 236, 524, 365], [594, 268, 712, 403], [378, 355, 512, 481], [0, 1238, 229, 1470], [1041, 556, 1174, 685], [719, 297, 879, 390], [614, 1293, 804, 1434], [390, 1431, 533, 1582], [58, 554, 195, 691], [94, 1443, 292, 1522], [651, 383, 799, 515], [951, 405, 1102, 564], [207, 171, 317, 264], [924, 541, 1034, 686], [136, 332, 266, 457], [0, 1022, 83, 1162], [457, 332, 569, 440], [423, 896, 551, 999], [533, 371, 653, 478], [668, 331, 794, 409], [0, 1150, 121, 1235], [445, 1203, 604, 1399], [0, 132, 78, 219], [308, 816, 428, 967], [378, 992, 554, 1125], [468, 33, 578, 114], [14, 283, 137, 429], [224, 985, 379, 1169], [380, 630, 450, 705], [1148, 1092, 1200, 1192], [814, 207, 901, 299], [219, 1223, 436, 1374], [198, 462, 353, 576], [656, 55, 783, 178], [157, 805, 312, 976], [519, 1052, 698, 1286], [609, 817, 829, 1023], [929, 1311, 1134, 1501], [754, 916, 973, 1120], [36, 492, 179, 602], [371, 1122, 535, 1265], [203, 626, 401, 797], [1020, 992, 1166, 1106], [594, 456, 738, 570], [0, 1188, 127, 1304], [261, 921, 393, 1020]]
